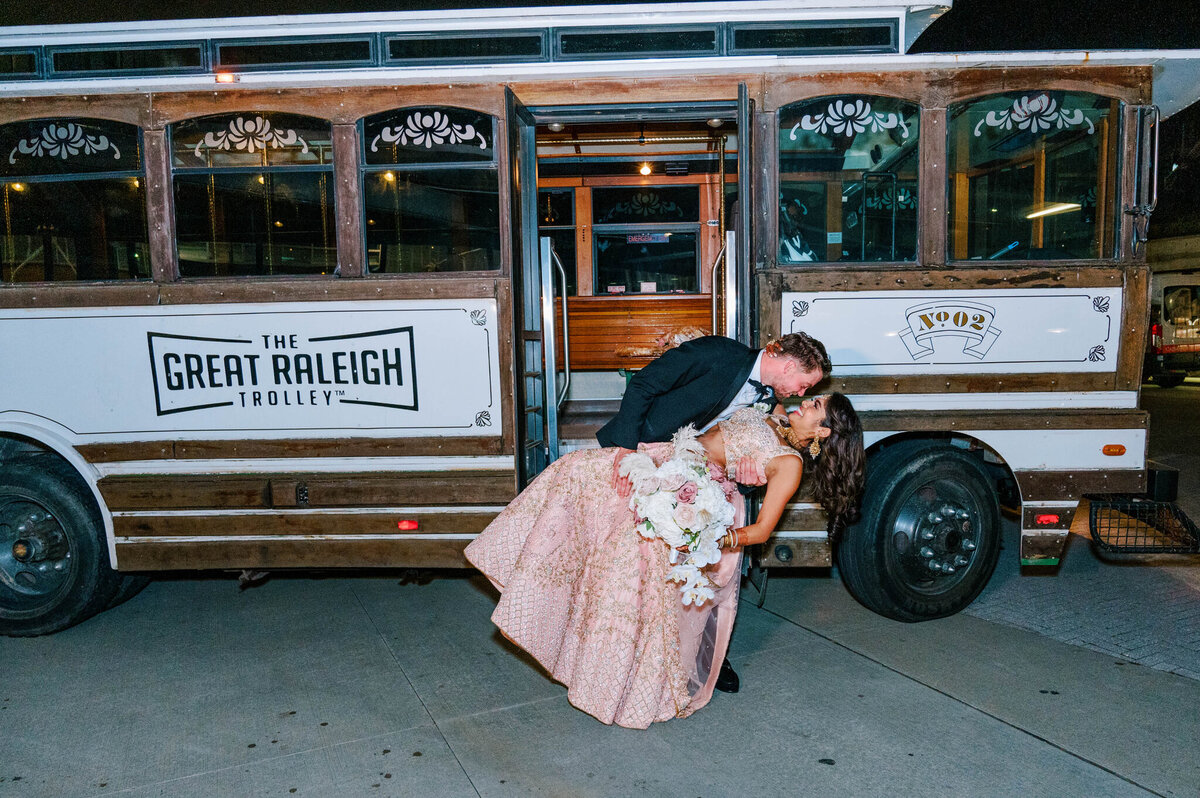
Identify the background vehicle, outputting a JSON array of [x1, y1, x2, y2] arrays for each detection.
[[1144, 268, 1200, 387]]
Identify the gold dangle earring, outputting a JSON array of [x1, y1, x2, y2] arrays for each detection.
[[808, 437, 821, 458]]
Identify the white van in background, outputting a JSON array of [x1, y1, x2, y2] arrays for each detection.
[[1146, 270, 1200, 387]]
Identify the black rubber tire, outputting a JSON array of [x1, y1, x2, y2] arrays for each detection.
[[837, 441, 1002, 622], [1155, 373, 1186, 388], [105, 574, 152, 610], [0, 459, 122, 636]]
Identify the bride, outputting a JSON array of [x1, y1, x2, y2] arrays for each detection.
[[466, 394, 865, 729]]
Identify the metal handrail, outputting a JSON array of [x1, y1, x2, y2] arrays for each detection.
[[1147, 104, 1161, 213], [550, 247, 571, 408], [709, 243, 727, 336]]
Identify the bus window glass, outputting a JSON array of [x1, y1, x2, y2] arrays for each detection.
[[1164, 286, 1200, 337], [363, 107, 495, 165], [171, 113, 335, 277], [949, 91, 1120, 260], [777, 95, 919, 263], [538, 188, 576, 295], [591, 185, 700, 294], [0, 118, 149, 283], [361, 107, 501, 274]]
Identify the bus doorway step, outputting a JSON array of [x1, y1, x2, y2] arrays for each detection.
[[1087, 495, 1200, 555]]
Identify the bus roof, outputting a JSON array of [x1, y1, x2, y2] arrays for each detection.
[[2, 0, 1199, 116]]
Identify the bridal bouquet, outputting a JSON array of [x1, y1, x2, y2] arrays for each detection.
[[618, 426, 738, 606]]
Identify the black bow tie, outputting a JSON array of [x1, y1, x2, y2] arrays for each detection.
[[748, 379, 775, 405]]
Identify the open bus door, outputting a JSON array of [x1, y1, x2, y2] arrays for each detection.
[[508, 88, 563, 488]]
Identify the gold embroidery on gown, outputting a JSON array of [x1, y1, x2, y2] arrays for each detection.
[[465, 408, 797, 728]]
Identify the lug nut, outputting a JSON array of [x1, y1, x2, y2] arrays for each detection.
[[962, 539, 977, 551], [928, 559, 943, 571], [919, 546, 935, 559]]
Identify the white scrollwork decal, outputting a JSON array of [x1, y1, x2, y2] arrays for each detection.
[[973, 93, 1096, 137], [469, 309, 487, 326], [191, 116, 309, 159], [790, 99, 910, 141], [8, 122, 121, 165], [370, 110, 488, 152], [601, 190, 683, 222], [865, 185, 917, 211]]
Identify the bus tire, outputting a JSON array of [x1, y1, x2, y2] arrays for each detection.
[[0, 459, 122, 636], [837, 441, 1001, 622], [105, 574, 152, 610], [1156, 373, 1186, 388]]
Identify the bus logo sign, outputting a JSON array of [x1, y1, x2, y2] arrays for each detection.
[[899, 301, 1001, 360], [147, 327, 418, 416]]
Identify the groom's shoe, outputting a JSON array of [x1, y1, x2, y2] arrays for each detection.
[[715, 658, 740, 693]]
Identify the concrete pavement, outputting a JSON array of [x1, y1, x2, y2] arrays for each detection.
[[2, 566, 1197, 798]]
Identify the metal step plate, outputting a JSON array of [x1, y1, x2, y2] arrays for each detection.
[[1088, 495, 1200, 554]]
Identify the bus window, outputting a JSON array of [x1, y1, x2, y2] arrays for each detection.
[[538, 188, 577, 295], [0, 118, 148, 283], [777, 95, 919, 263], [591, 185, 700, 294], [949, 91, 1120, 261], [1164, 286, 1200, 333], [361, 107, 500, 274], [170, 112, 335, 277]]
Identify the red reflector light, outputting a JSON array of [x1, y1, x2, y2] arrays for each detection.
[[397, 519, 419, 530], [1102, 444, 1127, 456], [1035, 514, 1060, 525]]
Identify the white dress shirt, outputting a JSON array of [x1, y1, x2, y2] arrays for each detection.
[[699, 351, 765, 432]]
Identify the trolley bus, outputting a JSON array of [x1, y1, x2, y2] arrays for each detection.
[[2, 0, 1199, 635]]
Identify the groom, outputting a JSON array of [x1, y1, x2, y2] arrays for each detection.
[[596, 331, 832, 692]]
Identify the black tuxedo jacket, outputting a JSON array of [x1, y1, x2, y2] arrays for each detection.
[[596, 336, 758, 449]]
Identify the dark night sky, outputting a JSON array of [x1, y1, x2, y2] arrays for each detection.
[[4, 0, 1199, 50]]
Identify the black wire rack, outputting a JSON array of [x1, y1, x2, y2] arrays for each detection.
[[1087, 495, 1200, 554]]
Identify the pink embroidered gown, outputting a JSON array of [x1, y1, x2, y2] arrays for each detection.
[[465, 408, 800, 729]]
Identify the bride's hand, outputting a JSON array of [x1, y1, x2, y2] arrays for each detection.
[[611, 447, 635, 497], [733, 455, 766, 486]]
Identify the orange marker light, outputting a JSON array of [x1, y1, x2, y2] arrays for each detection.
[[215, 73, 238, 84], [1102, 444, 1127, 456], [396, 519, 419, 530]]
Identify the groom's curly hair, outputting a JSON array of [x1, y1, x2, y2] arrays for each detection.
[[769, 332, 832, 377]]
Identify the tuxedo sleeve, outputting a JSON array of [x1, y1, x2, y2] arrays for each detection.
[[596, 343, 710, 449]]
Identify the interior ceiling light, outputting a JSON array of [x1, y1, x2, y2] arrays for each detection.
[[547, 122, 565, 132], [639, 163, 652, 176], [707, 118, 724, 128], [1025, 202, 1081, 220]]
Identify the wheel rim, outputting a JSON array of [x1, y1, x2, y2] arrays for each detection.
[[886, 477, 983, 595], [0, 496, 74, 610]]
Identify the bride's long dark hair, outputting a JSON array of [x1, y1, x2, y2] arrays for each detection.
[[774, 393, 865, 537]]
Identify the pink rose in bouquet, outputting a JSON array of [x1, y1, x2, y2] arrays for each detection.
[[673, 502, 698, 528], [658, 471, 687, 491], [706, 463, 726, 482], [676, 481, 698, 504]]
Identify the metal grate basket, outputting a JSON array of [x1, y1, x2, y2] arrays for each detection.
[[1087, 495, 1200, 554]]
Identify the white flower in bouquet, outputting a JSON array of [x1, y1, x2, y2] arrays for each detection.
[[617, 426, 737, 605]]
